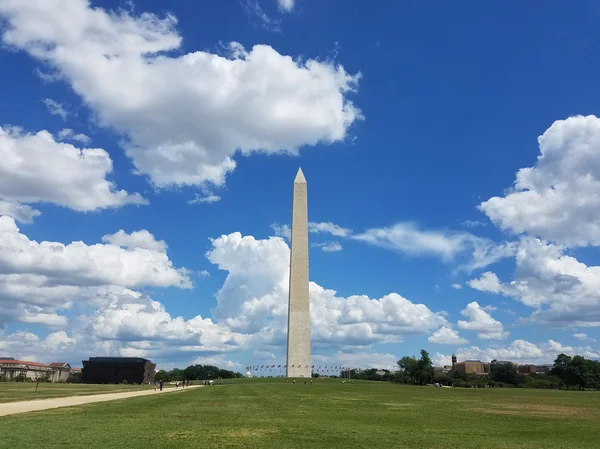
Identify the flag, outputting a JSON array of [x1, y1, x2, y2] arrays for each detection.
[[272, 365, 275, 368], [278, 365, 281, 368], [261, 365, 264, 368]]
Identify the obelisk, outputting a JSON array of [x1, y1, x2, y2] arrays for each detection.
[[286, 168, 311, 378]]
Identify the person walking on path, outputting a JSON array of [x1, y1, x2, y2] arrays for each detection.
[[159, 380, 163, 391]]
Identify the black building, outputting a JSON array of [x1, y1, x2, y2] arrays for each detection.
[[82, 357, 156, 384]]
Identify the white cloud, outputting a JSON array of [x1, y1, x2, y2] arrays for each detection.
[[101, 229, 168, 252], [0, 0, 362, 190], [277, 0, 296, 13], [468, 238, 600, 328], [480, 115, 600, 247], [0, 199, 40, 223], [0, 217, 190, 289], [0, 126, 146, 212], [243, 1, 281, 32], [467, 271, 502, 294], [0, 216, 191, 327], [451, 283, 462, 290], [308, 222, 352, 237], [457, 301, 509, 340], [57, 128, 91, 144], [191, 355, 241, 369], [312, 352, 398, 371], [462, 220, 486, 228], [428, 326, 468, 345], [42, 98, 68, 120], [352, 222, 515, 270], [312, 241, 342, 252], [188, 192, 221, 205], [207, 232, 447, 346], [573, 333, 588, 341], [270, 223, 291, 240]]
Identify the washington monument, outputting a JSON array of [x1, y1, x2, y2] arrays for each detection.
[[286, 168, 311, 378]]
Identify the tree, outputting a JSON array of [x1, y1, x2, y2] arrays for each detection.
[[551, 353, 572, 388], [397, 356, 418, 384], [490, 362, 518, 384], [396, 350, 435, 385], [416, 350, 435, 385]]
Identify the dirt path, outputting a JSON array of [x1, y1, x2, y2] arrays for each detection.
[[0, 385, 201, 417]]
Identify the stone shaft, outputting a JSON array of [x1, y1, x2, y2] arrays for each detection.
[[286, 168, 311, 378]]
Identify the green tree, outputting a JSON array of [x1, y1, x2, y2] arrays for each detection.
[[397, 356, 418, 384], [551, 353, 572, 388], [416, 350, 434, 385], [490, 362, 518, 384]]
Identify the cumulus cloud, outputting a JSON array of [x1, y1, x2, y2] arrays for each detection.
[[0, 126, 145, 212], [0, 199, 40, 223], [0, 216, 189, 290], [480, 115, 600, 247], [207, 232, 447, 347], [102, 229, 168, 252], [451, 283, 462, 290], [573, 333, 588, 341], [467, 271, 502, 293], [428, 326, 468, 345], [0, 0, 362, 190], [468, 238, 600, 328], [0, 217, 191, 327], [458, 301, 509, 340]]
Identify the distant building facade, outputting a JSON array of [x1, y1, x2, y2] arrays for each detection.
[[450, 355, 489, 375], [49, 363, 72, 382], [518, 364, 537, 374], [0, 359, 73, 381], [82, 357, 156, 384]]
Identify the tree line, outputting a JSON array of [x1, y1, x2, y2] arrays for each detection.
[[155, 364, 243, 382], [340, 350, 600, 390]]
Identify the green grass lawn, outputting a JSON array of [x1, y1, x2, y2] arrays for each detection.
[[1, 379, 599, 449], [0, 382, 155, 403]]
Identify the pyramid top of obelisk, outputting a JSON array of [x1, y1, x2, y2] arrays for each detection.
[[294, 167, 306, 184]]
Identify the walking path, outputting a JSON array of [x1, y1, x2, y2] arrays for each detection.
[[0, 385, 201, 417]]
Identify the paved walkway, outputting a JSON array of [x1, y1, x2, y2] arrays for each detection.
[[0, 385, 201, 417]]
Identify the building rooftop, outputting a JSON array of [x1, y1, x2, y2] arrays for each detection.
[[0, 359, 50, 368], [85, 357, 151, 363]]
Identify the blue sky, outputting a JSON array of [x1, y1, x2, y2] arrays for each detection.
[[1, 0, 600, 371]]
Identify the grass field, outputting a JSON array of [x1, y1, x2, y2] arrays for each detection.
[[0, 382, 156, 403], [1, 379, 599, 448]]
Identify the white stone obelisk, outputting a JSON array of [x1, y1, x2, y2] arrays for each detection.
[[286, 168, 311, 378]]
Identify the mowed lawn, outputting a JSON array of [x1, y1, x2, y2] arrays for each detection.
[[0, 382, 155, 403], [1, 379, 600, 449]]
